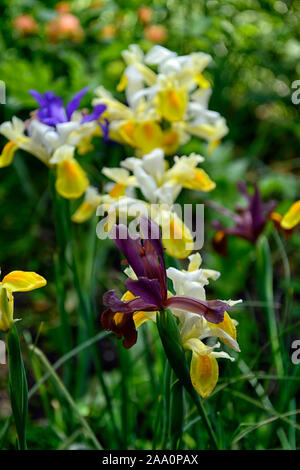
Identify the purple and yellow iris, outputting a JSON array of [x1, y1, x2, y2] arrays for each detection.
[[102, 216, 231, 348], [210, 182, 277, 255], [29, 87, 108, 138]]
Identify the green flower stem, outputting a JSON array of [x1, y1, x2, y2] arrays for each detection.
[[49, 171, 73, 387], [157, 309, 218, 449], [161, 360, 172, 449], [6, 323, 28, 450]]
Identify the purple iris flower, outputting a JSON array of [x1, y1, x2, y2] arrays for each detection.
[[208, 182, 277, 255], [102, 216, 232, 348], [29, 88, 107, 131]]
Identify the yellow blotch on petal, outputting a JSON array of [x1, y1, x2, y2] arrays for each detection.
[[270, 211, 282, 225], [161, 214, 194, 259], [119, 121, 136, 147], [2, 271, 47, 293], [161, 129, 180, 155], [183, 168, 216, 192], [119, 291, 155, 328], [109, 183, 126, 198], [0, 141, 18, 168], [157, 88, 187, 122], [281, 201, 300, 230], [72, 201, 96, 223], [134, 121, 163, 154], [190, 351, 219, 398], [56, 159, 89, 199]]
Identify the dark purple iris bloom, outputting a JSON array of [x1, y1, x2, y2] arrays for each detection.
[[102, 216, 231, 348], [209, 182, 277, 255], [29, 88, 107, 133]]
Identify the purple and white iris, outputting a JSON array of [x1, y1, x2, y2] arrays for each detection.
[[102, 216, 231, 348], [29, 87, 108, 138]]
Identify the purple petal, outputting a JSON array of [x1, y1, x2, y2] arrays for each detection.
[[112, 225, 146, 278], [166, 296, 232, 324], [139, 216, 167, 290], [100, 119, 109, 141], [81, 104, 107, 124], [30, 89, 46, 107], [103, 289, 158, 313], [67, 86, 89, 121], [125, 277, 163, 308]]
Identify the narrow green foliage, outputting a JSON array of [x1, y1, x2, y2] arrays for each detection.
[[6, 323, 28, 450]]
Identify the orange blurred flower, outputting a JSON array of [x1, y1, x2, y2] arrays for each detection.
[[13, 14, 38, 36], [46, 13, 84, 43], [100, 24, 117, 39], [144, 24, 167, 43], [55, 1, 71, 13], [138, 6, 153, 24]]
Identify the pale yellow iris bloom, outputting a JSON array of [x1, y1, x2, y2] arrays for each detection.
[[0, 271, 47, 332], [0, 117, 95, 199], [93, 45, 228, 156], [167, 253, 241, 397], [72, 149, 215, 258]]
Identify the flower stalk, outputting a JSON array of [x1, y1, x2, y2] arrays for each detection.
[[157, 309, 219, 449]]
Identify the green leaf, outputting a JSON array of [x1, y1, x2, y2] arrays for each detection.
[[6, 323, 28, 450]]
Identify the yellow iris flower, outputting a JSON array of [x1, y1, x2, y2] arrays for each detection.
[[0, 270, 47, 332]]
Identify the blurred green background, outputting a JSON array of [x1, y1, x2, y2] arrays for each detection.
[[0, 0, 299, 450]]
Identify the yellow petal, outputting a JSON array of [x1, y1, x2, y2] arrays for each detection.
[[133, 311, 150, 328], [119, 291, 144, 328], [182, 168, 216, 192], [71, 201, 96, 223], [161, 213, 194, 259], [134, 121, 163, 154], [194, 73, 210, 89], [161, 129, 180, 155], [207, 139, 221, 155], [156, 88, 188, 122], [0, 141, 18, 168], [190, 351, 219, 398], [117, 73, 128, 92], [2, 271, 47, 293], [56, 159, 89, 199], [209, 312, 237, 348], [281, 201, 300, 230]]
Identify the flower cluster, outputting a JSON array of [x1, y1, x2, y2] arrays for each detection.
[[92, 44, 228, 155], [72, 148, 216, 258], [0, 88, 107, 199], [102, 216, 241, 398]]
